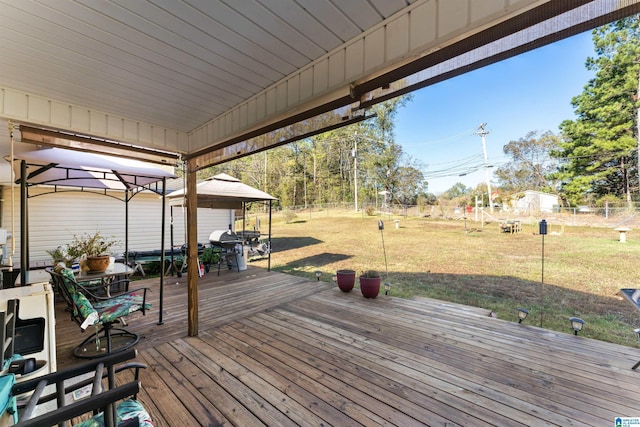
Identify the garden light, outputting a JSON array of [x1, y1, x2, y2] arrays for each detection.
[[384, 282, 392, 295], [569, 317, 585, 335], [517, 308, 529, 323]]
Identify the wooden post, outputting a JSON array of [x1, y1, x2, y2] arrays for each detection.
[[186, 159, 199, 336]]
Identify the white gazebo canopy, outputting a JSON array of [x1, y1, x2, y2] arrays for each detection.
[[12, 148, 175, 191], [9, 148, 176, 323]]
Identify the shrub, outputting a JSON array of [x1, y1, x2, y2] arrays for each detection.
[[200, 247, 220, 265], [360, 270, 380, 278], [282, 209, 297, 223], [596, 195, 626, 208], [365, 205, 376, 216], [71, 231, 119, 257]]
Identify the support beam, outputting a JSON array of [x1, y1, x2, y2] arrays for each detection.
[[18, 125, 180, 166], [159, 177, 166, 325], [186, 159, 199, 337]]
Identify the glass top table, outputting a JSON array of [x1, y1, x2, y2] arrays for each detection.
[[75, 262, 134, 283], [13, 262, 134, 292], [76, 262, 134, 295]]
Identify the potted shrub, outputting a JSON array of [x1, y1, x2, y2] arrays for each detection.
[[336, 269, 356, 292], [359, 270, 381, 298], [200, 246, 220, 273], [71, 232, 119, 272], [46, 243, 83, 268]]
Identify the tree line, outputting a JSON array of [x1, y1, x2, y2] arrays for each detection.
[[200, 95, 431, 209]]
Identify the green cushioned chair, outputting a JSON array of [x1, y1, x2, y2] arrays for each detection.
[[46, 264, 151, 359]]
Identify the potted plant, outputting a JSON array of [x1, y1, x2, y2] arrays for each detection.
[[336, 269, 356, 292], [359, 270, 381, 298], [46, 243, 83, 268], [71, 232, 119, 272], [199, 246, 220, 273]]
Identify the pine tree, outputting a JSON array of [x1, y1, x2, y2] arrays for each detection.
[[554, 16, 640, 206]]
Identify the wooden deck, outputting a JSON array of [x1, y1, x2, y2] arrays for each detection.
[[54, 266, 640, 426]]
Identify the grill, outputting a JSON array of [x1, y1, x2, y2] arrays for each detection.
[[209, 230, 243, 248], [209, 230, 245, 273]]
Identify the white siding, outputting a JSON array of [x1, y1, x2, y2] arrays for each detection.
[[0, 186, 232, 264], [515, 191, 559, 214]]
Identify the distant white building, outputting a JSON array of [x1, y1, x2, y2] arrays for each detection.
[[513, 190, 559, 214]]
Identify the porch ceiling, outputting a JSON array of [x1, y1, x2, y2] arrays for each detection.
[[0, 0, 417, 133], [0, 1, 639, 166]]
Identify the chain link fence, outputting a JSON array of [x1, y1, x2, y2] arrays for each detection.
[[258, 202, 640, 229]]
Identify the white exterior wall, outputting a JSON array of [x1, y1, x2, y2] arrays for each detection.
[[515, 191, 558, 214], [0, 186, 233, 264]]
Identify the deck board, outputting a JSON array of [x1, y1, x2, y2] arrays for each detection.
[[51, 266, 640, 426]]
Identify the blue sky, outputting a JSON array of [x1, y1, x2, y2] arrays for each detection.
[[394, 30, 597, 194]]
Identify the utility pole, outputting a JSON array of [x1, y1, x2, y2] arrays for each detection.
[[475, 123, 493, 213], [353, 132, 358, 212], [303, 151, 307, 209]]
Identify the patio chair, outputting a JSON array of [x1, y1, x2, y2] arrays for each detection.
[[46, 263, 150, 359], [11, 348, 152, 427]]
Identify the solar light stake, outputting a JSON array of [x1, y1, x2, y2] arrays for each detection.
[[539, 219, 547, 328], [463, 204, 467, 233], [379, 220, 389, 278]]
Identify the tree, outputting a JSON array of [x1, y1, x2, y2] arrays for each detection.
[[394, 165, 427, 205], [361, 95, 414, 200], [494, 130, 561, 195], [441, 182, 471, 200], [198, 94, 420, 209], [554, 16, 640, 206]]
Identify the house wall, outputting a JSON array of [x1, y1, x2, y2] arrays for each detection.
[[538, 194, 558, 213], [0, 186, 233, 265], [515, 191, 558, 214]]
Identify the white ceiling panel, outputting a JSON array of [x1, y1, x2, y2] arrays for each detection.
[[222, 1, 326, 60], [332, 0, 382, 30], [0, 0, 414, 134], [370, 0, 418, 18], [255, 0, 343, 51]]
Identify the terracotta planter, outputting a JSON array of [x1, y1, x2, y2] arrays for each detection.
[[359, 276, 381, 298], [85, 255, 110, 272], [336, 269, 356, 292]]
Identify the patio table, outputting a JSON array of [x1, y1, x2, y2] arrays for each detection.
[[76, 262, 134, 295]]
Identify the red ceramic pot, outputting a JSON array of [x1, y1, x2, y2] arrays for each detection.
[[359, 276, 380, 298], [336, 269, 356, 292]]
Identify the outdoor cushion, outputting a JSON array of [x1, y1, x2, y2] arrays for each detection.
[[73, 398, 153, 427], [0, 374, 17, 424], [54, 264, 99, 329], [75, 292, 99, 330], [56, 265, 150, 327], [92, 291, 151, 324]]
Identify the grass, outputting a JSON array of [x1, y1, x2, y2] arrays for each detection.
[[249, 212, 640, 348]]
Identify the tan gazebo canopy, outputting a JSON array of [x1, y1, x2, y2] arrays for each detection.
[[167, 173, 276, 269], [167, 173, 276, 209]]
